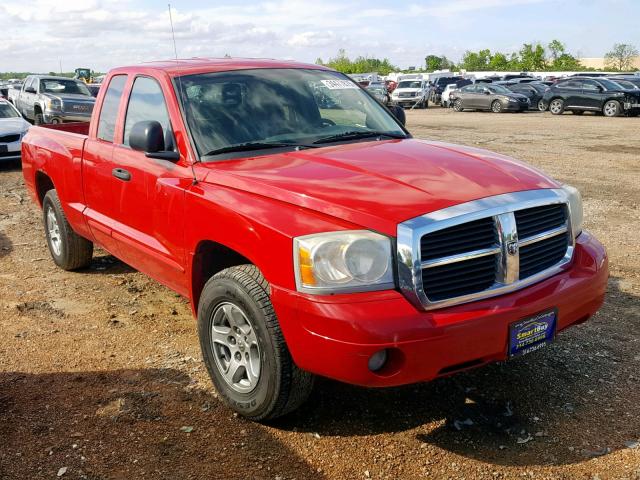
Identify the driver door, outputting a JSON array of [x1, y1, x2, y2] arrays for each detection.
[[109, 75, 192, 295]]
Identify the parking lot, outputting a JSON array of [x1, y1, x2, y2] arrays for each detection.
[[1, 108, 639, 479]]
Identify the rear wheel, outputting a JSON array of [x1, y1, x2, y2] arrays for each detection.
[[603, 100, 621, 117], [491, 100, 503, 113], [453, 99, 464, 112], [549, 98, 564, 115], [198, 265, 314, 421], [42, 190, 93, 270], [537, 99, 546, 111]]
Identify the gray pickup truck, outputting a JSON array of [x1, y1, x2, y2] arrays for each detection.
[[14, 75, 95, 125]]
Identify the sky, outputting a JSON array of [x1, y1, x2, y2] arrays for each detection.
[[0, 0, 639, 73]]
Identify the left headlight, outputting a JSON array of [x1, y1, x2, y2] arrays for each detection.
[[562, 184, 583, 237], [294, 230, 395, 294]]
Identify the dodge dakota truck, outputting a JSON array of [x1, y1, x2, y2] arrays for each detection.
[[21, 58, 608, 421]]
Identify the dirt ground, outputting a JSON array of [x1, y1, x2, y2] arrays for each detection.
[[1, 108, 639, 480]]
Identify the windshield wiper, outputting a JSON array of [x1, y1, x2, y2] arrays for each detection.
[[312, 131, 407, 145], [203, 141, 317, 157]]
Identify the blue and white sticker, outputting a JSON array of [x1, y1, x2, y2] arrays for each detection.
[[321, 79, 358, 90]]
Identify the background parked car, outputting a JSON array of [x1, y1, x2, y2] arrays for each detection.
[[542, 77, 640, 117], [507, 82, 549, 110], [7, 84, 22, 104], [429, 76, 466, 104], [391, 79, 429, 108], [366, 84, 391, 106], [0, 99, 30, 162], [607, 77, 640, 90], [452, 83, 530, 113], [440, 84, 459, 108], [14, 75, 95, 124]]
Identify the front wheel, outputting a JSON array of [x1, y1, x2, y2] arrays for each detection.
[[34, 112, 44, 125], [603, 100, 621, 117], [491, 100, 503, 113], [549, 98, 565, 115], [453, 99, 464, 112], [42, 190, 93, 270], [198, 265, 314, 421]]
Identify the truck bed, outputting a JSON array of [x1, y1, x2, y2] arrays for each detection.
[[37, 122, 90, 136], [21, 122, 90, 234]]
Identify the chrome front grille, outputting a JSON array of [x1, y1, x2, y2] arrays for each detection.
[[397, 189, 576, 310]]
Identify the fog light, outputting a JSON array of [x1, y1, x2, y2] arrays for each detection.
[[368, 349, 388, 372]]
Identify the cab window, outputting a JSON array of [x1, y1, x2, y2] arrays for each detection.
[[97, 75, 127, 143], [123, 77, 172, 147]]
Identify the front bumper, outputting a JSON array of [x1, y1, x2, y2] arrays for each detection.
[[0, 140, 21, 161], [394, 98, 424, 107], [44, 110, 92, 123], [504, 101, 529, 111], [273, 231, 607, 387]]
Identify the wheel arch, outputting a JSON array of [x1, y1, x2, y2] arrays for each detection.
[[35, 170, 55, 206], [190, 240, 255, 312]]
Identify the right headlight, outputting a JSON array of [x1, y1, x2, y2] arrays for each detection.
[[45, 97, 62, 111], [294, 230, 395, 294], [562, 184, 583, 237]]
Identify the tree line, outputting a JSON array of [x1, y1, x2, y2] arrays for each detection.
[[317, 41, 638, 74]]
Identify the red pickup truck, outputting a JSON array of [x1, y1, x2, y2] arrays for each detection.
[[22, 58, 608, 421]]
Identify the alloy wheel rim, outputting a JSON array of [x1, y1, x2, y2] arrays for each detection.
[[493, 102, 501, 112], [551, 101, 561, 113], [46, 207, 62, 256], [210, 302, 261, 393], [604, 102, 616, 116]]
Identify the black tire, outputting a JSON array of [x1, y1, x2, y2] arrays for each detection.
[[42, 190, 93, 270], [603, 100, 621, 117], [34, 112, 44, 125], [453, 99, 464, 112], [491, 100, 503, 113], [198, 265, 314, 421], [549, 98, 565, 115], [537, 99, 546, 111]]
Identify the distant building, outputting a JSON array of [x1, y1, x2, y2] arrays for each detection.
[[579, 57, 640, 70]]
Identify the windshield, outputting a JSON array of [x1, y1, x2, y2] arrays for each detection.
[[0, 103, 20, 118], [487, 85, 513, 94], [40, 79, 92, 96], [176, 68, 406, 159], [529, 83, 548, 93], [598, 79, 625, 90], [611, 79, 638, 90], [397, 81, 422, 89]]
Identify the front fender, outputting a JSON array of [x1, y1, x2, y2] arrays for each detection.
[[184, 181, 361, 296]]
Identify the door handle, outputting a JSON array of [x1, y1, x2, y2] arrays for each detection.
[[112, 167, 131, 181]]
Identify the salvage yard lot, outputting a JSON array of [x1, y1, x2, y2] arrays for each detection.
[[1, 109, 639, 480]]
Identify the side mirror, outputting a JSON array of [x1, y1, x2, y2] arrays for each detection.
[[596, 85, 604, 92], [389, 104, 406, 126], [484, 90, 491, 95], [25, 87, 36, 94], [129, 120, 180, 161]]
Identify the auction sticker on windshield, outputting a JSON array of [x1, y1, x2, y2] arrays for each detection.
[[508, 309, 557, 358], [321, 80, 359, 90]]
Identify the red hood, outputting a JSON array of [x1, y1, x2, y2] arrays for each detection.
[[199, 139, 559, 236]]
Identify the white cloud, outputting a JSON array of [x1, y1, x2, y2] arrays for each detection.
[[0, 0, 635, 73]]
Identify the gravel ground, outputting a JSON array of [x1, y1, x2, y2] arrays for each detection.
[[1, 108, 639, 480]]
